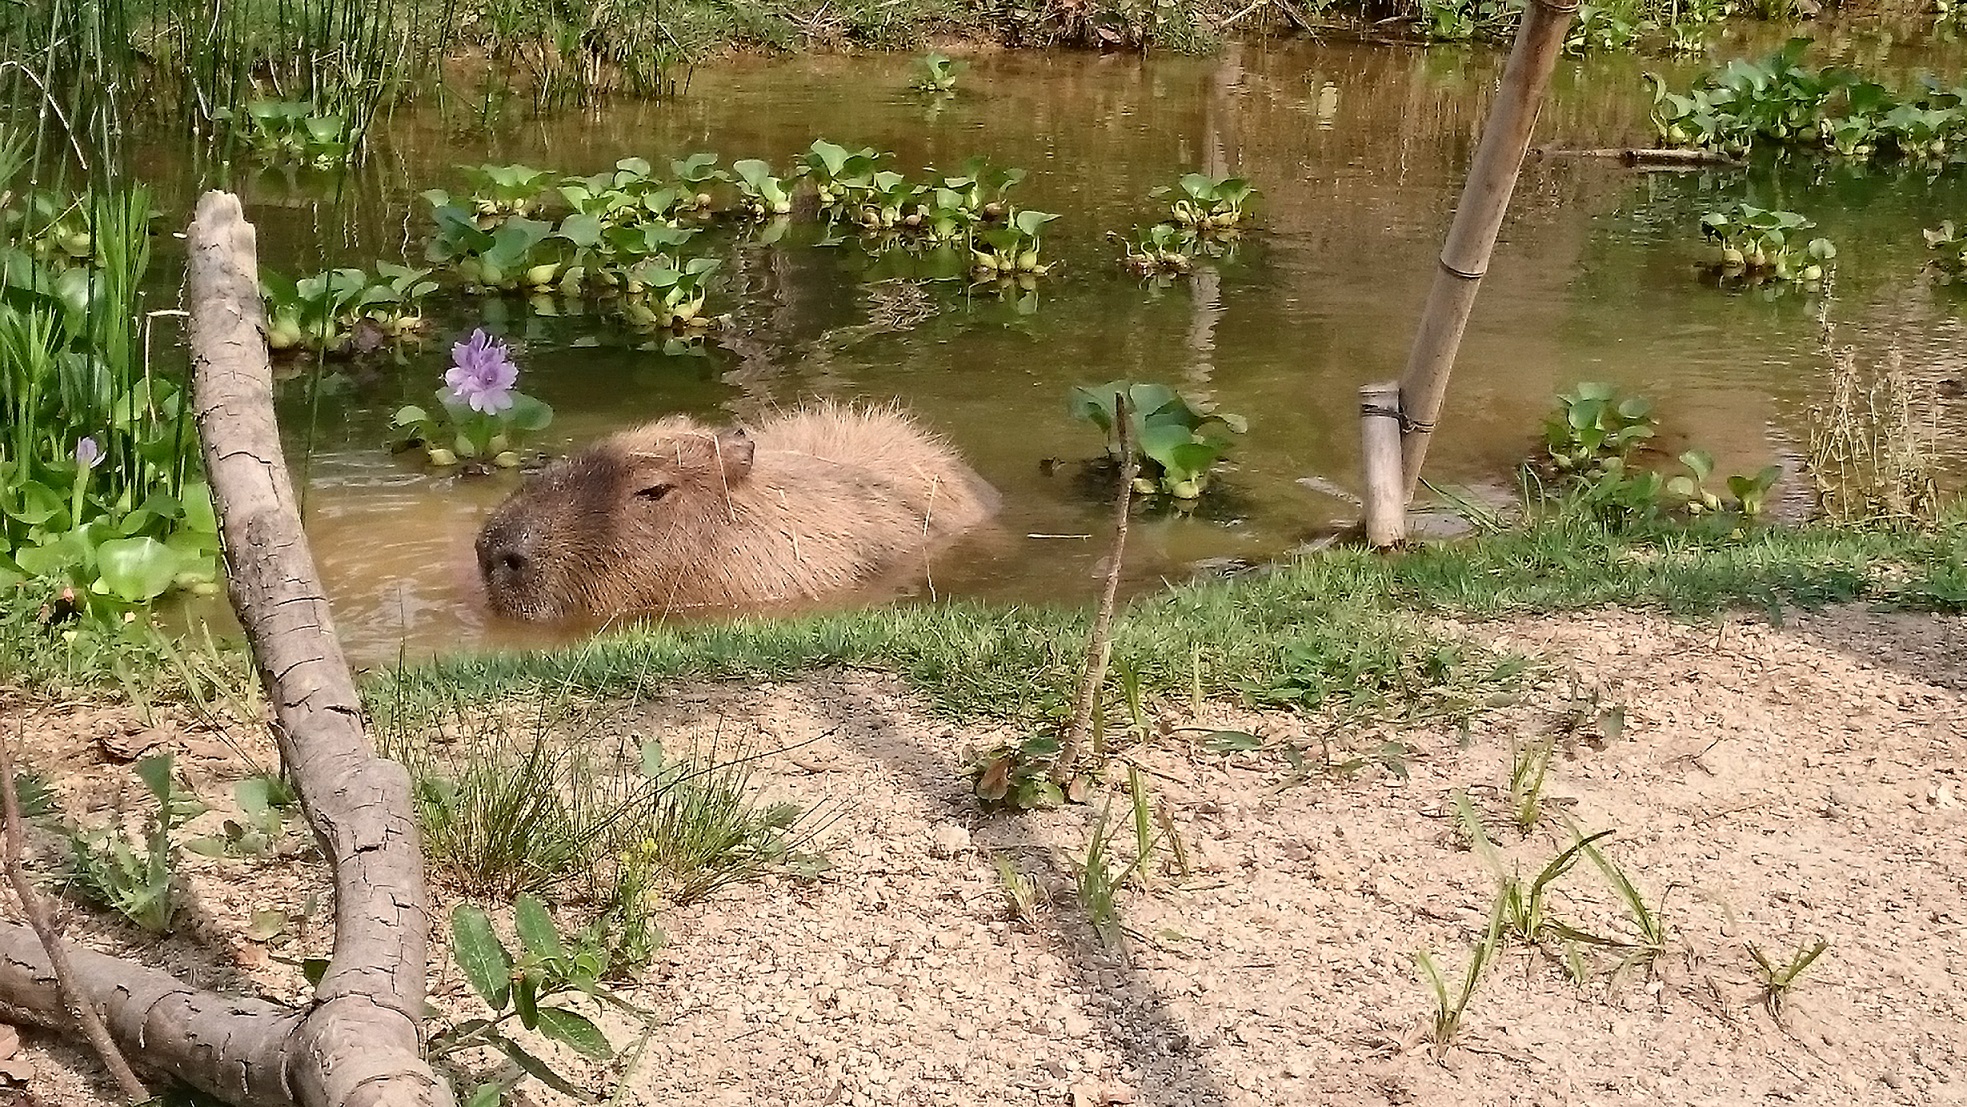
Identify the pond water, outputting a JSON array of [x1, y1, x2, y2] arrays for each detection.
[[139, 25, 1967, 664]]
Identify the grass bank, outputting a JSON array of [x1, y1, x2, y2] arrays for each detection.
[[373, 514, 1967, 728], [7, 515, 1960, 724]]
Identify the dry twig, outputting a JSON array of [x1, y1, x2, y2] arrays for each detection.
[[1055, 391, 1138, 784], [0, 717, 149, 1102]]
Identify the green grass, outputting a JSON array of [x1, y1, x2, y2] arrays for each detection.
[[6, 513, 1962, 721], [373, 514, 1967, 728]]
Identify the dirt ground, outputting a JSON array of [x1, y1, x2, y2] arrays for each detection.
[[7, 603, 1967, 1107]]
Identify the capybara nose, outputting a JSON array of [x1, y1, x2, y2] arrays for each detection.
[[476, 524, 539, 590]]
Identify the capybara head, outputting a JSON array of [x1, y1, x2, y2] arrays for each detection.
[[476, 416, 754, 621]]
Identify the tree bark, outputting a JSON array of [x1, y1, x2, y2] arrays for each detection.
[[0, 192, 450, 1107]]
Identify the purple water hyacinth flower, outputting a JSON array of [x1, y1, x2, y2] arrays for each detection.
[[445, 328, 519, 415], [74, 436, 101, 469]]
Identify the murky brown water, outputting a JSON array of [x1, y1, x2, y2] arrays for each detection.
[[140, 27, 1967, 663]]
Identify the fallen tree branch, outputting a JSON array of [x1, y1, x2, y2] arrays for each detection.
[[0, 192, 450, 1107], [1530, 145, 1742, 168], [0, 717, 149, 1102]]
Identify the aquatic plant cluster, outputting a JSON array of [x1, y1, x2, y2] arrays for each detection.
[[1115, 172, 1256, 278], [407, 143, 1069, 339], [1539, 383, 1782, 526], [0, 180, 222, 616], [1648, 39, 1967, 163], [1928, 221, 1967, 279], [261, 263, 440, 355], [1697, 203, 1836, 285]]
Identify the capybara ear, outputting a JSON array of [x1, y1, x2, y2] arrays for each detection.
[[716, 429, 755, 484]]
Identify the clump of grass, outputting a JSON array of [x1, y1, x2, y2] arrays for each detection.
[[1580, 835, 1670, 955], [1457, 795, 1610, 948], [387, 694, 827, 972], [631, 733, 830, 904], [1070, 767, 1173, 948], [1415, 896, 1506, 1055], [1508, 735, 1555, 831], [994, 853, 1044, 927], [1807, 344, 1943, 527], [409, 728, 619, 899], [1748, 937, 1829, 1016]]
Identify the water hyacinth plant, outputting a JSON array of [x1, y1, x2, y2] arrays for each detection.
[[392, 330, 553, 469], [1069, 381, 1246, 502], [1647, 40, 1967, 162], [217, 99, 361, 169], [262, 263, 439, 355], [911, 53, 962, 94], [1544, 383, 1657, 476], [1926, 221, 1967, 278], [801, 139, 890, 221], [731, 159, 795, 219], [1154, 172, 1257, 234], [971, 209, 1060, 279], [1699, 204, 1835, 283]]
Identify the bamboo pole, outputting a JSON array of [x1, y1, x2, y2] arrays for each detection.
[[1359, 382, 1407, 547], [1394, 0, 1580, 500]]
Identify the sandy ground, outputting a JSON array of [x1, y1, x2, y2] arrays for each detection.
[[6, 603, 1967, 1107]]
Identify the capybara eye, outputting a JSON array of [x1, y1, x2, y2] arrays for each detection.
[[635, 483, 673, 502]]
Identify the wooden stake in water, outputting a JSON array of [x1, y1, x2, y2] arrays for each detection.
[[1360, 381, 1407, 548], [1394, 0, 1580, 501]]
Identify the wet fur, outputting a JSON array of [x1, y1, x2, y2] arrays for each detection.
[[476, 402, 998, 620]]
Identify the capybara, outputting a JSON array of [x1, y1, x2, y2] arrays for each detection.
[[475, 403, 998, 620]]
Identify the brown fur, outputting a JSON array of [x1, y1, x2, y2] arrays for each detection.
[[475, 403, 999, 621]]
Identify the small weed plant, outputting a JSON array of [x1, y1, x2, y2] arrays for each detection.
[[1415, 896, 1506, 1055], [185, 773, 299, 859], [972, 734, 1070, 810], [1747, 937, 1829, 1016], [1507, 736, 1554, 831], [1579, 832, 1672, 975], [1071, 767, 1173, 948], [66, 754, 204, 933], [435, 896, 636, 1104]]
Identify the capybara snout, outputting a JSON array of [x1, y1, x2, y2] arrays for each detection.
[[476, 404, 997, 621]]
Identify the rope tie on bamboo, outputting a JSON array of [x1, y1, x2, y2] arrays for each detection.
[[1359, 401, 1436, 435]]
